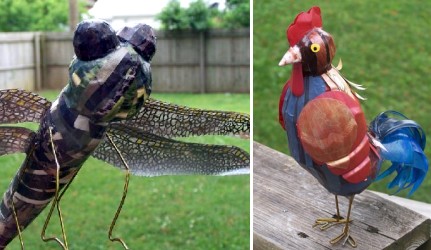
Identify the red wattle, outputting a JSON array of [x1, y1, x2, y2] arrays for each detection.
[[291, 63, 304, 96]]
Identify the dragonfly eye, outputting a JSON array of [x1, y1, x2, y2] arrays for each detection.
[[117, 24, 157, 62], [73, 19, 119, 61]]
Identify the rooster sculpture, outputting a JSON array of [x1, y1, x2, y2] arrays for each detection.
[[278, 6, 428, 247]]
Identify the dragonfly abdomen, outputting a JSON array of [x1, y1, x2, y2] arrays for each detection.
[[0, 98, 108, 248]]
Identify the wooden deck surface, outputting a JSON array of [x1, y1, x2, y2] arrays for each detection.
[[253, 142, 431, 250], [372, 191, 431, 219]]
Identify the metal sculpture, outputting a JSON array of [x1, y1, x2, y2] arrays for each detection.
[[0, 19, 249, 249], [278, 6, 428, 247]]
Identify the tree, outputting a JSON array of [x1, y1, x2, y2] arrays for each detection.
[[157, 0, 213, 32], [156, 0, 189, 31], [157, 0, 249, 31], [186, 0, 212, 31], [0, 0, 87, 32], [223, 0, 250, 28]]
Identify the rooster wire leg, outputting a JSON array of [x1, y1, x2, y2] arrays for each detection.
[[106, 133, 130, 250], [41, 127, 69, 250], [313, 195, 356, 247], [330, 195, 357, 247], [313, 195, 351, 230]]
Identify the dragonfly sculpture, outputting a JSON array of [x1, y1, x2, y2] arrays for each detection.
[[0, 20, 250, 249]]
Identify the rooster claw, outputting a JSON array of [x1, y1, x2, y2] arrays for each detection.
[[312, 217, 351, 231], [330, 225, 357, 248]]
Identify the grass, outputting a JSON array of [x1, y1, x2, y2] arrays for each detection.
[[253, 0, 431, 202], [2, 91, 250, 249]]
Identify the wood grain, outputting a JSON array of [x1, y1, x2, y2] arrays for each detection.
[[253, 141, 431, 250]]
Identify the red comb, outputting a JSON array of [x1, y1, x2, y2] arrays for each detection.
[[287, 6, 322, 46]]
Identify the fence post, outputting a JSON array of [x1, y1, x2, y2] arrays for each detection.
[[33, 32, 42, 90], [199, 31, 206, 93], [40, 33, 47, 90], [69, 0, 79, 31]]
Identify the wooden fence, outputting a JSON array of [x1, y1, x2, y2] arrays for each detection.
[[0, 29, 250, 93], [0, 32, 41, 90]]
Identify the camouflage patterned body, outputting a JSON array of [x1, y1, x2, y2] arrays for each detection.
[[0, 43, 151, 247], [0, 20, 249, 248]]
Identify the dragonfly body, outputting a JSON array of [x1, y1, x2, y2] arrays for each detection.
[[0, 20, 249, 248], [0, 107, 98, 247], [0, 24, 152, 247]]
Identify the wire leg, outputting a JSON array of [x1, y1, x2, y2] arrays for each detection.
[[330, 195, 357, 247], [106, 133, 130, 250], [335, 195, 341, 219], [11, 201, 24, 250], [10, 145, 37, 250], [41, 172, 77, 248], [40, 127, 69, 250], [313, 195, 349, 230]]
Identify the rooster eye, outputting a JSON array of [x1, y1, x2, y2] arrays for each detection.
[[310, 44, 320, 53]]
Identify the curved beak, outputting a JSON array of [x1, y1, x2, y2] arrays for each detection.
[[278, 46, 301, 66]]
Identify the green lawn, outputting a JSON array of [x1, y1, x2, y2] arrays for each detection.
[[1, 91, 250, 249], [253, 0, 431, 202]]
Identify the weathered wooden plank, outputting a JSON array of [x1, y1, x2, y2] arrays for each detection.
[[0, 33, 36, 90], [44, 37, 74, 65], [0, 32, 35, 43], [34, 32, 42, 90], [44, 31, 73, 41], [155, 28, 249, 38], [0, 69, 34, 90], [372, 192, 431, 219], [253, 142, 431, 250], [43, 67, 69, 90]]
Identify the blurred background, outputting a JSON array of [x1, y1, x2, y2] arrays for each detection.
[[0, 0, 250, 249], [0, 0, 250, 93], [254, 0, 430, 202]]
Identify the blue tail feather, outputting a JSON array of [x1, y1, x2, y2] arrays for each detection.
[[369, 111, 428, 196]]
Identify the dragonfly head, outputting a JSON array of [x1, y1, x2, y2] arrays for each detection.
[[66, 20, 156, 123], [117, 23, 156, 62]]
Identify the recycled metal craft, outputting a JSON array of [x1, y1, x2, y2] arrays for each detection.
[[278, 6, 428, 247], [0, 19, 250, 249]]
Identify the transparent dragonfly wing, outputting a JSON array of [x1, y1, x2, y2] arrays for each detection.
[[0, 126, 35, 156], [0, 89, 51, 124], [118, 98, 250, 139], [0, 89, 46, 156], [92, 123, 250, 176]]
